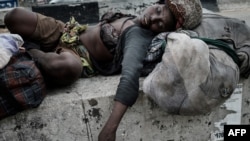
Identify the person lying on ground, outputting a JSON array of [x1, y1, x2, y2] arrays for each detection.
[[143, 12, 250, 117], [4, 0, 203, 140], [98, 0, 203, 140]]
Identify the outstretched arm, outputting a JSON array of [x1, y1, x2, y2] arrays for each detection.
[[98, 26, 154, 141], [98, 101, 127, 141]]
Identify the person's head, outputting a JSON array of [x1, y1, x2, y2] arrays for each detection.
[[137, 3, 176, 33], [136, 0, 202, 33]]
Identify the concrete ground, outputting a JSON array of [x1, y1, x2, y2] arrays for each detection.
[[0, 2, 250, 141]]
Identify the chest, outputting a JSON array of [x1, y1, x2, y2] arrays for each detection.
[[100, 17, 135, 54]]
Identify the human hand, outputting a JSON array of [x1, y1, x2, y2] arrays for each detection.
[[98, 126, 116, 141], [98, 101, 128, 141]]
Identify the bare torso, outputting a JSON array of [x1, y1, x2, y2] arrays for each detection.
[[79, 17, 135, 62]]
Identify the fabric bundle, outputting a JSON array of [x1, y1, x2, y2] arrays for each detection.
[[0, 33, 24, 69], [0, 52, 47, 120], [143, 32, 240, 115], [0, 33, 46, 120]]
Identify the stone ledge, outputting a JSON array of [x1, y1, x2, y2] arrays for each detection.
[[1, 1, 250, 140], [0, 75, 249, 141]]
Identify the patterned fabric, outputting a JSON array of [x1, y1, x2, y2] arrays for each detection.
[[144, 32, 168, 62], [77, 45, 96, 78], [60, 17, 96, 77], [166, 0, 202, 29], [100, 12, 136, 55], [0, 52, 46, 120], [141, 32, 168, 76], [60, 16, 88, 47]]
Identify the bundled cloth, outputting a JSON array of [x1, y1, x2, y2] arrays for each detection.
[[0, 52, 47, 120], [143, 32, 240, 115], [0, 33, 24, 69], [0, 33, 46, 120]]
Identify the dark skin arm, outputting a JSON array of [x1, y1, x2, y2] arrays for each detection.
[[98, 101, 127, 141], [98, 26, 154, 141]]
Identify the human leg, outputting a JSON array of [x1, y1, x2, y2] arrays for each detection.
[[4, 7, 65, 52], [4, 8, 81, 86], [4, 7, 38, 39], [28, 48, 82, 87]]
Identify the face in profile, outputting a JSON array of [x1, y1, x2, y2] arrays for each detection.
[[138, 4, 176, 33]]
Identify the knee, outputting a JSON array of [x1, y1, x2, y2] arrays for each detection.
[[4, 7, 23, 27], [46, 52, 83, 86], [4, 7, 37, 37]]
